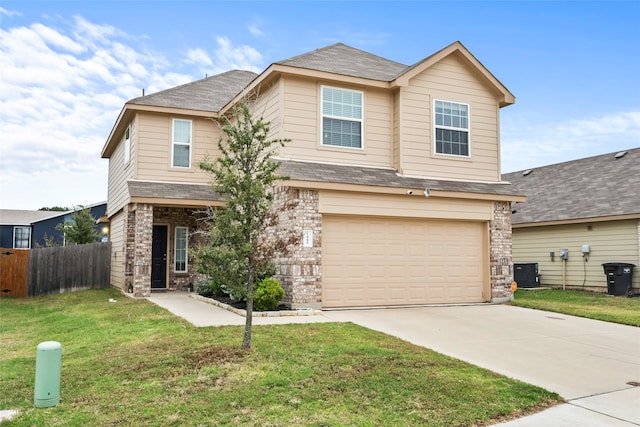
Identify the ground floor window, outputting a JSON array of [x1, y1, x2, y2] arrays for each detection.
[[14, 226, 30, 248], [174, 226, 188, 272]]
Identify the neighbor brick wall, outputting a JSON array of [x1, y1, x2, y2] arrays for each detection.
[[490, 201, 514, 302], [269, 186, 322, 309]]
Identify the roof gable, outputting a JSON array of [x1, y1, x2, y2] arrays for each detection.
[[394, 41, 515, 107], [503, 148, 640, 225], [275, 43, 408, 81]]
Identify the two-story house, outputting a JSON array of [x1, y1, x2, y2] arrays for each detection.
[[101, 41, 524, 308]]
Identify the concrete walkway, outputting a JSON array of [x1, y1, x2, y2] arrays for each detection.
[[147, 293, 640, 426]]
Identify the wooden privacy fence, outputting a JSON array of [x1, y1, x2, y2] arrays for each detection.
[[0, 243, 111, 298], [28, 242, 111, 297], [0, 248, 30, 297]]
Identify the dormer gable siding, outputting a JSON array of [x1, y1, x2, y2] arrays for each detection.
[[396, 54, 502, 182]]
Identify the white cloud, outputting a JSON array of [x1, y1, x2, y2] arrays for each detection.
[[248, 24, 264, 37], [0, 7, 21, 17], [185, 47, 214, 76], [212, 36, 263, 73], [501, 111, 640, 173], [0, 15, 264, 209]]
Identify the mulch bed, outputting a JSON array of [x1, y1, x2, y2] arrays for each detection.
[[209, 295, 288, 312]]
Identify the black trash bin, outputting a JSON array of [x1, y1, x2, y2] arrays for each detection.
[[602, 263, 635, 296]]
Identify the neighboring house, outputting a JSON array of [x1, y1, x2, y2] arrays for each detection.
[[0, 203, 108, 248], [503, 148, 639, 293], [101, 41, 524, 308]]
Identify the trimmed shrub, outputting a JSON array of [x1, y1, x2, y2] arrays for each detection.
[[196, 278, 225, 298], [254, 277, 285, 311]]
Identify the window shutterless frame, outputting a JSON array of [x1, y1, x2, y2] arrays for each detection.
[[123, 126, 131, 165], [433, 99, 471, 157], [174, 226, 188, 272], [13, 226, 30, 249], [320, 85, 364, 150], [171, 119, 192, 168]]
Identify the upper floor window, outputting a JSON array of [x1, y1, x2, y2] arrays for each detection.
[[14, 226, 30, 249], [434, 100, 469, 157], [123, 126, 131, 165], [172, 119, 192, 168], [174, 226, 188, 272], [321, 86, 363, 149]]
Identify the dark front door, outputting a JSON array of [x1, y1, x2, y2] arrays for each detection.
[[151, 225, 167, 289]]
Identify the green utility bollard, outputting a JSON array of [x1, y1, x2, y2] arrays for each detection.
[[34, 341, 62, 408]]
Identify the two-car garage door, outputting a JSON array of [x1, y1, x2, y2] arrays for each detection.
[[322, 215, 487, 308]]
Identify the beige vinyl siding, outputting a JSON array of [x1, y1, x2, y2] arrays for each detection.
[[252, 79, 282, 140], [108, 211, 125, 290], [399, 55, 501, 182], [319, 190, 493, 221], [278, 76, 392, 168], [513, 219, 640, 291], [107, 116, 137, 215], [135, 112, 221, 184]]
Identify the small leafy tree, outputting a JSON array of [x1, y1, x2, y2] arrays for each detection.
[[195, 101, 298, 349], [56, 206, 99, 245]]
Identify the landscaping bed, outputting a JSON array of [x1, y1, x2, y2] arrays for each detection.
[[191, 293, 321, 317]]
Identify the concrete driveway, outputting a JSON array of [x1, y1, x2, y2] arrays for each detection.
[[149, 293, 640, 426], [323, 305, 640, 426]]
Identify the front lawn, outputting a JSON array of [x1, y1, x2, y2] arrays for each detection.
[[512, 289, 640, 326], [1, 289, 560, 426]]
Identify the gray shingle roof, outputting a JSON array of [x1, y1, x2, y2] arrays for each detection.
[[502, 148, 640, 224], [128, 70, 258, 112], [278, 160, 521, 197], [0, 210, 63, 225], [276, 43, 408, 81], [128, 181, 223, 202]]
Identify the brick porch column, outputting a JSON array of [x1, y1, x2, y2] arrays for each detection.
[[490, 201, 514, 303], [132, 203, 153, 297]]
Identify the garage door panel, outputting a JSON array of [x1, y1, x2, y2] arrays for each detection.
[[322, 215, 486, 308]]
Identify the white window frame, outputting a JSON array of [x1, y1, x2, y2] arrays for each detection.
[[123, 126, 131, 165], [13, 226, 31, 249], [171, 119, 192, 168], [174, 226, 188, 273], [320, 86, 364, 150], [433, 99, 470, 157]]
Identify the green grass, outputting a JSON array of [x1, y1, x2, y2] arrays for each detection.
[[512, 289, 640, 326], [1, 289, 560, 426]]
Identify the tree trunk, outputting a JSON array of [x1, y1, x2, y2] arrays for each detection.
[[242, 268, 254, 349]]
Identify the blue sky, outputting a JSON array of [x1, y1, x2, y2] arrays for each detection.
[[1, 1, 638, 210]]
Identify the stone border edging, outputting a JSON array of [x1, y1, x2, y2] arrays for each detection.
[[189, 293, 322, 317]]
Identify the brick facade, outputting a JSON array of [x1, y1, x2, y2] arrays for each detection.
[[270, 187, 323, 309], [489, 201, 514, 302]]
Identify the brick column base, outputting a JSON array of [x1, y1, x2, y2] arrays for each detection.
[[490, 201, 514, 303]]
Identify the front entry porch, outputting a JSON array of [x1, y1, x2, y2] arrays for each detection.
[[126, 203, 205, 297]]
